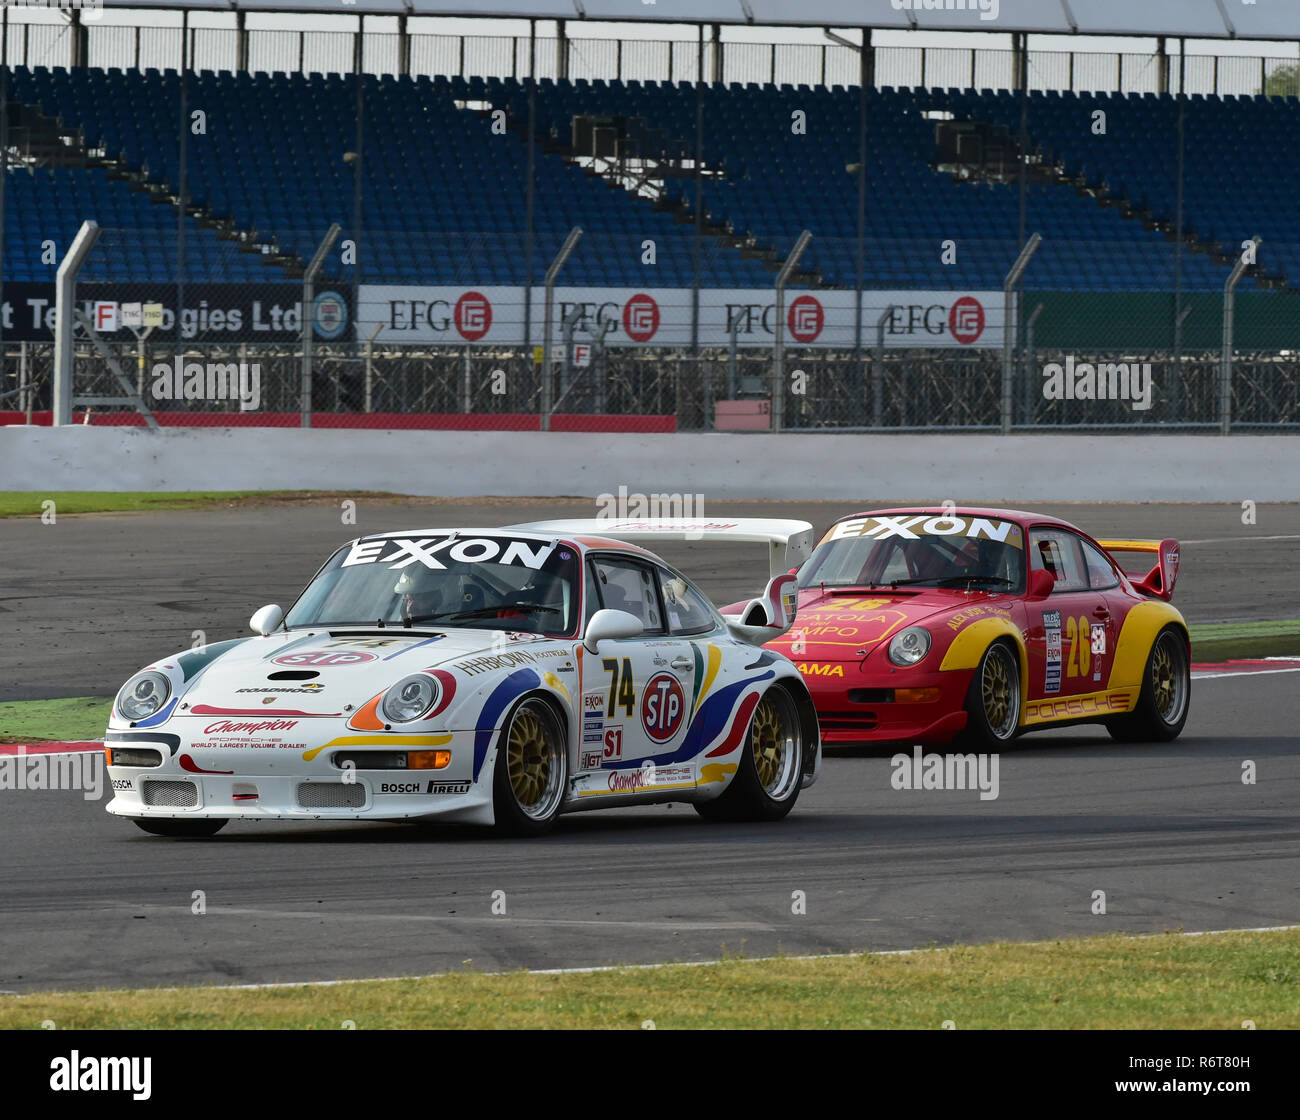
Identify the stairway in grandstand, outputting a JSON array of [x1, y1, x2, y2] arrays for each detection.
[[2, 68, 299, 284], [459, 80, 829, 288], [924, 90, 1290, 291]]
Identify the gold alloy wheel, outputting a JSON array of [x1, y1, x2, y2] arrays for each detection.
[[1151, 632, 1188, 723], [505, 702, 562, 818], [981, 645, 1019, 739], [749, 689, 801, 799]]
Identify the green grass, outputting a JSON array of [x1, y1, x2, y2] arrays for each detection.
[[0, 491, 399, 517], [0, 697, 111, 743], [0, 928, 1295, 1029], [1189, 619, 1300, 661]]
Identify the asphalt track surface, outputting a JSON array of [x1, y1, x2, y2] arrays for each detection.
[[0, 499, 1297, 991]]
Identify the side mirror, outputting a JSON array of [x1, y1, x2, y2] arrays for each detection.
[[739, 572, 798, 630], [249, 604, 284, 635], [1027, 568, 1055, 601], [583, 608, 644, 653]]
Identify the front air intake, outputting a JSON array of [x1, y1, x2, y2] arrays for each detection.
[[297, 782, 366, 809], [142, 780, 199, 807]]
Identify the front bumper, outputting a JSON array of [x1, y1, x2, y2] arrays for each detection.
[[104, 724, 495, 825], [801, 665, 974, 745]]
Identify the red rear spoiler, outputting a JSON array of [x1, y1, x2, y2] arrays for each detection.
[[1096, 539, 1180, 601]]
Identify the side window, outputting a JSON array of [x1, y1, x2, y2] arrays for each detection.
[[582, 560, 603, 626], [1081, 539, 1120, 590], [658, 569, 718, 636], [1030, 529, 1088, 593], [591, 557, 664, 634]]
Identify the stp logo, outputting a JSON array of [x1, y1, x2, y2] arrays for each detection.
[[622, 294, 660, 342], [788, 295, 824, 343], [640, 673, 685, 744], [948, 296, 985, 345], [272, 651, 377, 667], [602, 727, 623, 760], [454, 291, 493, 341]]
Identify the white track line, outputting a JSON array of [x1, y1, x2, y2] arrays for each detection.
[[1182, 535, 1300, 545], [19, 923, 1289, 995]]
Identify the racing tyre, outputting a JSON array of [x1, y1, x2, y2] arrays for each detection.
[[493, 696, 568, 836], [961, 641, 1021, 749], [132, 817, 227, 838], [1107, 626, 1190, 743], [695, 686, 803, 823]]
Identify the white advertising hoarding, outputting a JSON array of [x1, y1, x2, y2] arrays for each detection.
[[357, 286, 1006, 349]]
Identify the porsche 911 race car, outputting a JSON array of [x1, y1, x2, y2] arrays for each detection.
[[753, 507, 1190, 747], [105, 520, 821, 837]]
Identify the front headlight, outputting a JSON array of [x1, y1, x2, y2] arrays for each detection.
[[116, 671, 172, 721], [888, 627, 932, 667], [381, 674, 437, 724]]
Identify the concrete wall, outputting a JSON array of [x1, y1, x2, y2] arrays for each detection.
[[5, 426, 1298, 501]]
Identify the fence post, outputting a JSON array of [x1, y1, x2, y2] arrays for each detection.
[[52, 220, 101, 427], [1023, 302, 1043, 427], [301, 223, 341, 429], [1001, 232, 1041, 434], [540, 226, 582, 431], [772, 229, 811, 433], [1221, 237, 1260, 436], [874, 307, 891, 429]]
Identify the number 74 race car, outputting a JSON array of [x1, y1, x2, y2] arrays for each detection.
[[105, 519, 821, 837], [752, 507, 1190, 748]]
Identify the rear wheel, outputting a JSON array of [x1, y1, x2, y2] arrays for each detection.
[[695, 687, 803, 822], [961, 641, 1021, 749], [493, 697, 568, 836], [1107, 626, 1190, 743], [131, 817, 227, 838]]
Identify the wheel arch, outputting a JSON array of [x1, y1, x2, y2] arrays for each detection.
[[939, 618, 1029, 696], [1106, 601, 1189, 691]]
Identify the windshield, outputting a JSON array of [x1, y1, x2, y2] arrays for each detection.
[[799, 514, 1026, 593], [285, 534, 580, 634]]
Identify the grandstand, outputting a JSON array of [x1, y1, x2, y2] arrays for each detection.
[[3, 2, 1300, 431]]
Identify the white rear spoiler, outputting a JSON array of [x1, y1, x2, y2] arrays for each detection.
[[507, 518, 814, 578]]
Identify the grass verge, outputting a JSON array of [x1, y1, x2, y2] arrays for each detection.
[[0, 697, 111, 743], [1, 929, 1296, 1029], [0, 491, 401, 518], [1189, 620, 1300, 662]]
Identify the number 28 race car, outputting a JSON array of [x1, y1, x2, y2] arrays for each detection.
[[756, 507, 1190, 748], [105, 520, 821, 837]]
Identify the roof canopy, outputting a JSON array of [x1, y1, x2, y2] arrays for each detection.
[[78, 0, 1300, 41]]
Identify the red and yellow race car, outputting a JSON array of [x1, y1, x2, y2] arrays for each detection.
[[762, 507, 1189, 748]]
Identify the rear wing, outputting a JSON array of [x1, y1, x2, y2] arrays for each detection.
[[1096, 538, 1180, 601], [508, 518, 814, 578]]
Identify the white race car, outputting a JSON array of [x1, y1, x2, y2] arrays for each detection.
[[105, 519, 821, 837]]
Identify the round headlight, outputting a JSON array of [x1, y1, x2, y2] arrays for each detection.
[[117, 671, 172, 721], [888, 627, 932, 667], [381, 674, 437, 724]]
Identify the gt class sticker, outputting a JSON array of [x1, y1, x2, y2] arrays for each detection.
[[340, 536, 554, 571], [641, 673, 685, 743]]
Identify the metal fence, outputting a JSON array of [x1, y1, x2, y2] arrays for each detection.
[[4, 23, 1300, 434]]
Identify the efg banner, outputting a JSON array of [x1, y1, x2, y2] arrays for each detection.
[[356, 285, 1005, 349], [0, 283, 352, 344]]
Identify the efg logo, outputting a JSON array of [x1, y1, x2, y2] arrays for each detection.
[[454, 291, 492, 341], [948, 296, 985, 345], [313, 291, 348, 340], [622, 293, 660, 342], [788, 295, 825, 343]]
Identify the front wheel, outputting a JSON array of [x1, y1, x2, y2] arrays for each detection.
[[492, 696, 568, 836], [695, 687, 803, 823], [960, 641, 1021, 749], [132, 817, 227, 838], [1107, 626, 1190, 743]]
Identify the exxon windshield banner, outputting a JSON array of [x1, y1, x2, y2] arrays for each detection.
[[0, 283, 352, 344], [356, 286, 1006, 349]]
